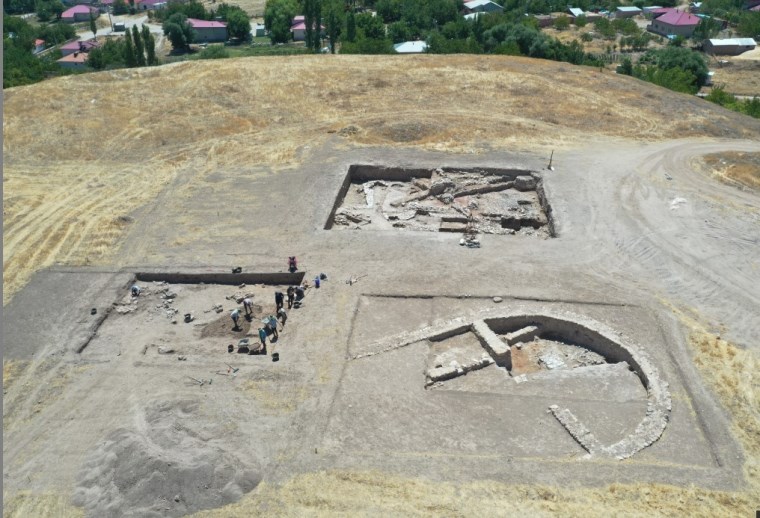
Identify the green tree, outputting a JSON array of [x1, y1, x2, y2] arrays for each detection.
[[303, 0, 322, 51], [142, 24, 158, 65], [346, 9, 356, 42], [553, 15, 570, 30], [89, 12, 97, 36], [618, 56, 633, 75], [574, 15, 587, 27], [132, 25, 146, 65], [692, 16, 721, 41], [323, 0, 342, 53], [123, 29, 137, 66], [648, 46, 709, 86], [112, 0, 128, 15], [736, 12, 760, 38], [388, 20, 410, 42], [356, 12, 384, 38], [163, 12, 195, 50], [264, 0, 297, 43], [226, 10, 252, 40]]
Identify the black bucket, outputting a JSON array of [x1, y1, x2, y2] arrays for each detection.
[[272, 352, 279, 362]]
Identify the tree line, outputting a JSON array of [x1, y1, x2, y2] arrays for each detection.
[[88, 25, 158, 69], [3, 14, 76, 87]]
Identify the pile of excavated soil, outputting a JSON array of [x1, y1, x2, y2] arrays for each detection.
[[71, 399, 260, 517]]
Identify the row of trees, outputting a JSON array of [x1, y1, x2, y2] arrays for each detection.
[[89, 25, 157, 69], [705, 86, 760, 119]]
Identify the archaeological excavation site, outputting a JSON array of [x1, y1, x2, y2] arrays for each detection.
[[326, 165, 555, 241], [4, 141, 757, 516]]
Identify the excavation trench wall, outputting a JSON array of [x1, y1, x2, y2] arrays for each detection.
[[484, 315, 645, 385], [325, 164, 548, 230], [135, 271, 305, 286]]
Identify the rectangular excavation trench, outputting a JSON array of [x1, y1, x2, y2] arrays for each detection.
[[76, 270, 305, 354], [325, 164, 556, 237]]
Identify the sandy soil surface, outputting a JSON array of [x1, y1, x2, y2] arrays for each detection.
[[3, 55, 760, 516]]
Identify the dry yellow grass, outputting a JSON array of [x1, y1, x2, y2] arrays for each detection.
[[707, 60, 760, 96], [2, 491, 84, 518], [5, 56, 759, 306], [701, 151, 760, 190]]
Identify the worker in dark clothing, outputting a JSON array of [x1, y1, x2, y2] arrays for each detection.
[[274, 291, 284, 311], [287, 286, 295, 309]]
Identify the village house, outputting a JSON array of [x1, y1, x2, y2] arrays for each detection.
[[463, 0, 504, 14], [59, 39, 100, 56], [704, 37, 757, 55], [61, 4, 99, 22], [647, 9, 701, 37], [34, 39, 46, 54], [135, 0, 166, 11], [393, 40, 428, 53], [187, 18, 228, 42], [57, 51, 90, 69], [290, 15, 325, 42], [615, 6, 642, 18]]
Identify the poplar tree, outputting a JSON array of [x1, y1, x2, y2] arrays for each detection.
[[132, 25, 146, 66]]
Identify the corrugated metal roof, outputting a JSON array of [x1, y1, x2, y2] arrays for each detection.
[[393, 41, 428, 53], [708, 38, 757, 46]]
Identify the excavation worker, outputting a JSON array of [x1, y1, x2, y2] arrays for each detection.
[[288, 256, 298, 273], [231, 308, 240, 330], [277, 307, 287, 326], [243, 298, 253, 316], [287, 286, 295, 309], [295, 286, 305, 302], [267, 315, 279, 339], [258, 328, 267, 350], [131, 285, 141, 297], [274, 291, 284, 311]]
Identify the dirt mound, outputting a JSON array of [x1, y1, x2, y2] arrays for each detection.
[[200, 311, 259, 339], [72, 399, 260, 517]]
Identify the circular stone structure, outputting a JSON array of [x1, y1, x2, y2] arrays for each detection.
[[353, 308, 672, 460]]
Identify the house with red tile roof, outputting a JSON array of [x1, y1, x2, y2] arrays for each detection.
[[290, 15, 324, 41], [187, 18, 228, 42], [34, 39, 46, 54], [61, 4, 99, 22], [647, 9, 701, 37]]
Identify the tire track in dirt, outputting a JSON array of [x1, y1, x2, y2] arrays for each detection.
[[613, 140, 760, 345]]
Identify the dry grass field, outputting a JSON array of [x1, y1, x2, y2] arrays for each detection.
[[4, 55, 760, 516], [700, 151, 760, 190]]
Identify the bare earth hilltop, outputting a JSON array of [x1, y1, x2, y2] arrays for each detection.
[[3, 55, 760, 516]]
